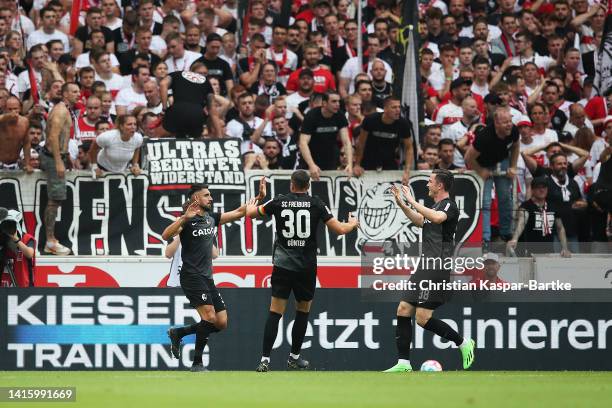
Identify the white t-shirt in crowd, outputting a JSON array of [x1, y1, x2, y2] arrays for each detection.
[[96, 129, 144, 172], [26, 29, 70, 51], [441, 120, 469, 167], [165, 50, 202, 73], [76, 52, 120, 69], [340, 57, 393, 94], [226, 117, 264, 155], [115, 86, 147, 113]]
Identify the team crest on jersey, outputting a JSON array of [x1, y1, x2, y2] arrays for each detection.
[[202, 293, 208, 301], [182, 71, 206, 84]]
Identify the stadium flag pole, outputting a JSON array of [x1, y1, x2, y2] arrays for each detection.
[[15, 0, 39, 104], [238, 0, 252, 51], [394, 0, 423, 161], [70, 0, 82, 36], [594, 0, 612, 96], [357, 1, 362, 73]]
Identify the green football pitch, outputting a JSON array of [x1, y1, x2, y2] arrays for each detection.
[[1, 371, 611, 408]]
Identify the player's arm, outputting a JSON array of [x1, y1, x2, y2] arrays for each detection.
[[164, 236, 181, 259], [400, 185, 448, 224], [162, 201, 200, 240], [222, 176, 267, 223], [391, 185, 424, 227], [325, 212, 359, 235]]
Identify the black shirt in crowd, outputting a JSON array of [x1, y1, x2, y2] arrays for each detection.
[[195, 55, 234, 94], [372, 82, 393, 108], [472, 124, 519, 168], [360, 112, 410, 170], [546, 174, 582, 238], [262, 192, 333, 272], [299, 107, 348, 170], [518, 199, 558, 255], [75, 26, 114, 52], [118, 50, 161, 75], [276, 133, 300, 170], [170, 71, 213, 108]]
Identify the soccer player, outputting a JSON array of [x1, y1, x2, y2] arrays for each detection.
[[162, 178, 265, 372], [246, 170, 360, 372], [384, 169, 475, 372]]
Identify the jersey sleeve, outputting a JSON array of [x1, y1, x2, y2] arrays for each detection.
[[260, 196, 281, 217], [440, 200, 459, 223], [320, 201, 334, 223]]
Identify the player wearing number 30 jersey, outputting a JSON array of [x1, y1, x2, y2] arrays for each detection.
[[246, 170, 360, 372]]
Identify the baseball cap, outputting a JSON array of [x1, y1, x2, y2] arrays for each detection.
[[313, 0, 331, 8], [531, 177, 549, 189], [483, 252, 500, 263], [451, 77, 472, 90], [299, 68, 314, 78], [517, 115, 533, 127]]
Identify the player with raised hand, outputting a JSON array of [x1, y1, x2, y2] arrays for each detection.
[[162, 177, 266, 372], [246, 170, 359, 372], [384, 169, 475, 372]]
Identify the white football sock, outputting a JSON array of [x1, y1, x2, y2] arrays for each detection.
[[289, 353, 300, 360], [261, 357, 270, 363]]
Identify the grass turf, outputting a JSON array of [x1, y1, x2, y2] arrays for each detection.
[[1, 371, 611, 408]]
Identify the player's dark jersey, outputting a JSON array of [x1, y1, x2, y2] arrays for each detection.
[[421, 197, 459, 261], [261, 192, 333, 272], [170, 71, 213, 109], [178, 211, 221, 288]]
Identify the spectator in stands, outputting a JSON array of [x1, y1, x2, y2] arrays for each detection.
[[299, 90, 351, 179], [420, 144, 439, 170], [197, 33, 234, 96], [286, 42, 336, 94], [143, 80, 163, 114], [490, 13, 517, 58], [118, 26, 161, 76], [354, 96, 413, 184], [41, 83, 80, 256], [339, 35, 392, 98], [286, 68, 314, 115], [371, 60, 393, 108], [226, 92, 266, 155], [508, 176, 571, 256], [250, 62, 286, 104], [76, 96, 105, 146], [245, 138, 282, 170], [563, 103, 594, 137], [89, 114, 143, 178], [165, 32, 202, 74], [27, 7, 69, 51], [465, 107, 519, 247], [0, 108, 30, 171], [469, 253, 507, 286], [434, 78, 471, 132], [91, 49, 123, 99], [74, 7, 115, 55], [435, 139, 459, 170], [442, 96, 480, 168], [116, 66, 150, 115]]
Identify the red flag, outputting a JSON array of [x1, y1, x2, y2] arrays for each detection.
[[70, 0, 82, 36], [27, 61, 39, 104]]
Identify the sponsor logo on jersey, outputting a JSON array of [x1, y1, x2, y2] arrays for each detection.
[[182, 71, 206, 84]]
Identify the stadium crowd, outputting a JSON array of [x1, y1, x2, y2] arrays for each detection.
[[0, 0, 610, 256]]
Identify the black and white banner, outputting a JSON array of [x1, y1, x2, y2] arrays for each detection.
[[145, 138, 244, 189]]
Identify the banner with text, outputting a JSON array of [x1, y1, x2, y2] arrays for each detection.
[[0, 170, 483, 257], [1, 289, 610, 370], [145, 138, 245, 189]]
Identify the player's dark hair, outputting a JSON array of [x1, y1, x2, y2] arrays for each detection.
[[188, 184, 209, 198], [291, 170, 310, 191], [433, 169, 454, 192]]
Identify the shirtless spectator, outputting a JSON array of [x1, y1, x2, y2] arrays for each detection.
[[0, 108, 30, 172]]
